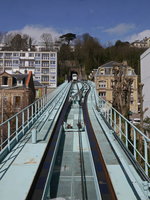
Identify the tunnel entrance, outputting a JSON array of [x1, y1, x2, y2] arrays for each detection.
[[70, 71, 78, 81], [67, 66, 86, 81]]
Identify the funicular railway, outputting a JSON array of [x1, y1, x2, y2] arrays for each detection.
[[0, 81, 149, 200]]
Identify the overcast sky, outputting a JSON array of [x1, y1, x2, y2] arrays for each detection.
[[1, 0, 150, 44]]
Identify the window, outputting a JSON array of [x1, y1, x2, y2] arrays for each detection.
[[2, 76, 8, 85], [99, 68, 105, 75], [42, 53, 49, 60], [99, 92, 106, 97], [105, 68, 111, 75], [13, 53, 19, 57], [13, 60, 19, 64], [4, 60, 12, 66], [20, 61, 25, 66], [5, 53, 12, 59], [50, 53, 55, 57], [128, 69, 132, 75], [14, 96, 21, 106], [42, 61, 49, 67], [29, 61, 34, 67], [41, 76, 49, 81], [35, 53, 40, 57], [42, 68, 49, 74], [20, 53, 25, 57], [35, 61, 40, 65], [50, 60, 56, 65], [50, 76, 55, 80], [99, 80, 106, 88], [17, 80, 23, 86], [29, 53, 34, 57]]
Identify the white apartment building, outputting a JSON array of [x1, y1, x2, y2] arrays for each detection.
[[0, 50, 57, 88], [140, 48, 150, 117]]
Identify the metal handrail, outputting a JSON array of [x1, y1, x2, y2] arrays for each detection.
[[0, 81, 70, 156], [90, 82, 150, 177]]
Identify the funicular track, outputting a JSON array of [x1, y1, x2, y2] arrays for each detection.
[[82, 83, 117, 200], [26, 84, 72, 200], [26, 81, 117, 200]]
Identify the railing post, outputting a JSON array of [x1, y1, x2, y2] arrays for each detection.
[[110, 108, 113, 127], [22, 111, 25, 134], [32, 104, 34, 124], [125, 121, 128, 148], [8, 120, 10, 151], [27, 108, 30, 128], [38, 100, 40, 116], [40, 99, 42, 114], [119, 116, 122, 139], [43, 96, 45, 110], [107, 110, 109, 122], [133, 129, 137, 160], [106, 111, 108, 121], [114, 111, 116, 132], [108, 110, 110, 122], [43, 97, 45, 111], [16, 115, 18, 142], [35, 102, 37, 119], [144, 138, 148, 176]]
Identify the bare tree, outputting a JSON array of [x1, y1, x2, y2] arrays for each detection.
[[0, 32, 5, 43], [22, 34, 36, 50], [40, 33, 53, 50], [112, 62, 133, 118], [3, 33, 15, 47]]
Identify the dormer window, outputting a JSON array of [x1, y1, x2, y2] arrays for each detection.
[[105, 68, 111, 75], [17, 80, 23, 86], [128, 68, 134, 75], [100, 68, 105, 75], [2, 76, 8, 85]]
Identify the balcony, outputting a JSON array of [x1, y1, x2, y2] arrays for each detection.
[[42, 57, 49, 60], [20, 57, 35, 60], [4, 56, 12, 59]]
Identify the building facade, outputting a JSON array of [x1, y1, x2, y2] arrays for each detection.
[[34, 80, 47, 99], [0, 50, 57, 88], [140, 48, 150, 117], [0, 71, 35, 121], [94, 61, 139, 114], [130, 37, 150, 49]]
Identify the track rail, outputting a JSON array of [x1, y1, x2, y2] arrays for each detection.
[[82, 82, 117, 200]]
